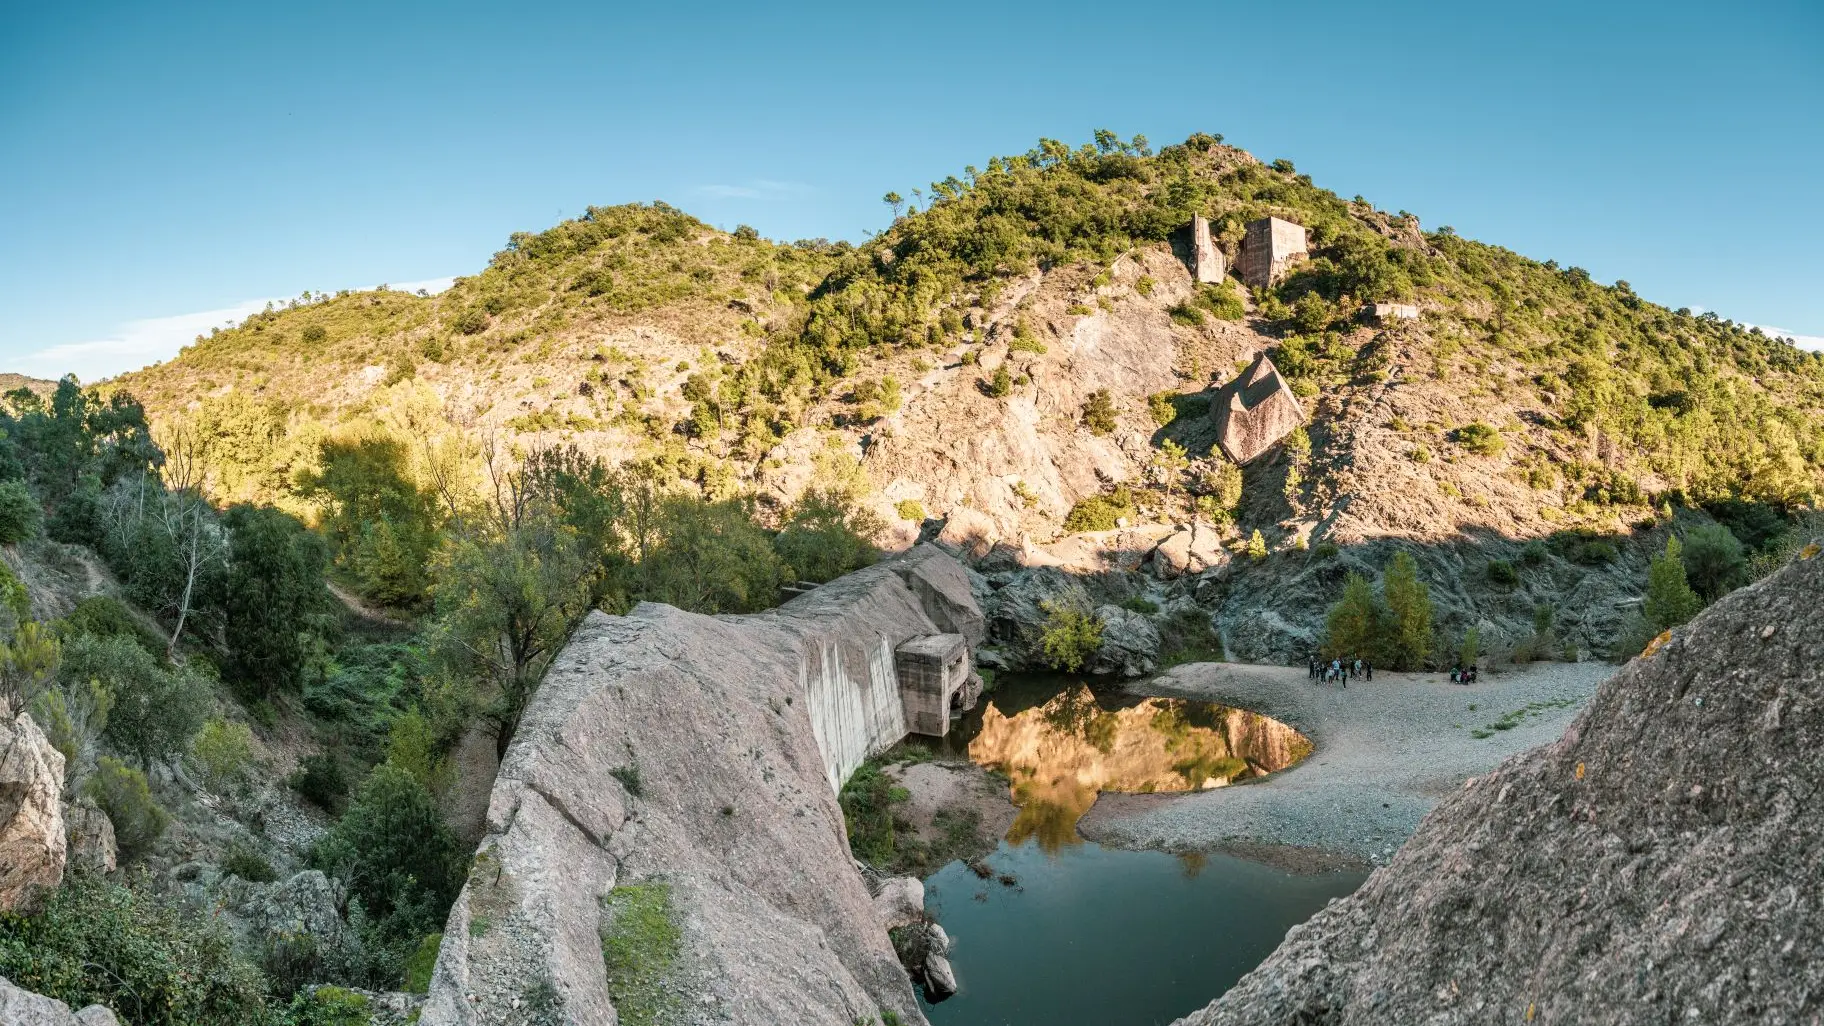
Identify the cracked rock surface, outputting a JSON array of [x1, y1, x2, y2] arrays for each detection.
[[1174, 553, 1824, 1025]]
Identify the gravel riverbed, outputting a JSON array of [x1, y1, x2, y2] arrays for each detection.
[[1080, 660, 1613, 864]]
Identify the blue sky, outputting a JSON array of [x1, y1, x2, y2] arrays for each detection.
[[3, 0, 1820, 381]]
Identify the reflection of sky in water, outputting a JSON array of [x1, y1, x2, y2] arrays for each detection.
[[920, 838, 1365, 1026], [967, 684, 1311, 853]]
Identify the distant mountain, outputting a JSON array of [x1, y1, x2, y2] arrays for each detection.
[[0, 373, 59, 396]]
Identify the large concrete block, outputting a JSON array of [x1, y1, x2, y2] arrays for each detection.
[[1238, 217, 1309, 288]]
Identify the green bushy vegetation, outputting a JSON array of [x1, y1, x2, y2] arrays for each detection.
[[1040, 600, 1103, 672], [1322, 550, 1434, 669]]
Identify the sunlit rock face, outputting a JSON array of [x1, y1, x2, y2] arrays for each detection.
[[968, 688, 1310, 851]]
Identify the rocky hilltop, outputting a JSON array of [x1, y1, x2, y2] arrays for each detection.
[[110, 134, 1824, 667], [1173, 549, 1824, 1025], [421, 548, 985, 1026]]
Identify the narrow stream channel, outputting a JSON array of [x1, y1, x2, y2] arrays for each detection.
[[917, 674, 1367, 1025]]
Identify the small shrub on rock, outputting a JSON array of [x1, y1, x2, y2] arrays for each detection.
[[290, 752, 350, 812], [192, 717, 254, 791], [1040, 600, 1103, 672], [894, 499, 926, 523], [83, 757, 169, 860], [221, 840, 278, 883], [1063, 487, 1135, 533], [1454, 422, 1505, 456], [1082, 389, 1118, 435], [1486, 559, 1519, 587]]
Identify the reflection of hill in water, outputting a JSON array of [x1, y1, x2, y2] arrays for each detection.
[[970, 687, 1312, 853]]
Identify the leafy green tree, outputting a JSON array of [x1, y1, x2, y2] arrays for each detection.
[[1153, 439, 1190, 506], [301, 435, 441, 606], [637, 495, 783, 614], [774, 488, 882, 584], [986, 364, 1013, 398], [882, 192, 904, 220], [1323, 572, 1383, 659], [1246, 529, 1268, 560], [1644, 535, 1702, 631], [1679, 523, 1746, 602], [222, 504, 329, 697], [63, 633, 207, 767], [1381, 550, 1434, 670], [312, 764, 463, 940], [429, 513, 591, 756], [0, 479, 42, 543]]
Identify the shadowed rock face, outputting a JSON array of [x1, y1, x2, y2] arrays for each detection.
[[422, 550, 986, 1026], [1174, 552, 1824, 1026]]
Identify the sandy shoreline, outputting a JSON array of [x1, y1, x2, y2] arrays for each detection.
[[1077, 660, 1613, 864]]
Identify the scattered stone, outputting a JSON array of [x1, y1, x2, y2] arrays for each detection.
[[0, 976, 118, 1026]]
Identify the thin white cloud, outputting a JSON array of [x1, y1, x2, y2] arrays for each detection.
[[1753, 325, 1824, 352], [3, 277, 456, 384], [692, 180, 814, 201]]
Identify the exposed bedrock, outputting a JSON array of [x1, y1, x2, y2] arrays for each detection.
[[1175, 553, 1824, 1026], [422, 547, 985, 1026]]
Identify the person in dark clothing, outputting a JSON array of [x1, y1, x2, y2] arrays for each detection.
[[1365, 661, 1373, 682]]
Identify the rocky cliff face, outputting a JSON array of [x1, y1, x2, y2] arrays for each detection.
[[1174, 550, 1824, 1025], [422, 550, 984, 1026], [0, 711, 66, 912]]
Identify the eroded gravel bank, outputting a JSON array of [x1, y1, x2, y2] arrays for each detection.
[[1080, 660, 1613, 863]]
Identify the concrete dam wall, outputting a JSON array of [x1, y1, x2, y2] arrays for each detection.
[[420, 545, 984, 1026]]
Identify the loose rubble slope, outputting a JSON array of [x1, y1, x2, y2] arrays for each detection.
[[1175, 550, 1824, 1025]]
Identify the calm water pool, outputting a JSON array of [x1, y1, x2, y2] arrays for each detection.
[[915, 676, 1360, 1025], [919, 838, 1364, 1026]]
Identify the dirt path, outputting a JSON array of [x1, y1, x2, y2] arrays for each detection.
[[1079, 660, 1612, 864], [326, 580, 409, 628]]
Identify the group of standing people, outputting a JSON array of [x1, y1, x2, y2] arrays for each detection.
[[1450, 664, 1480, 684], [1309, 656, 1371, 687]]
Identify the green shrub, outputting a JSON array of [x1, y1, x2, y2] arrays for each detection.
[[1519, 540, 1549, 565], [1195, 283, 1246, 320], [1134, 275, 1156, 297], [985, 365, 1012, 397], [57, 596, 158, 652], [1486, 559, 1519, 586], [1063, 487, 1135, 532], [312, 764, 464, 942], [63, 633, 208, 767], [0, 480, 43, 543], [192, 717, 254, 791], [1381, 551, 1434, 670], [301, 324, 327, 344], [893, 499, 926, 523], [0, 562, 28, 623], [1246, 530, 1268, 560], [452, 309, 489, 335], [1040, 600, 1103, 672], [839, 761, 906, 866], [290, 752, 350, 812], [0, 876, 273, 1026], [1082, 389, 1118, 435], [1454, 422, 1505, 456], [83, 757, 169, 860], [1147, 392, 1177, 427], [221, 841, 278, 884], [1679, 523, 1746, 602], [284, 985, 371, 1026], [1168, 303, 1205, 326]]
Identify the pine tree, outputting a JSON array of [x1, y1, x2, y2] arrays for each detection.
[[1381, 550, 1434, 670], [1324, 572, 1383, 658], [1644, 535, 1702, 631]]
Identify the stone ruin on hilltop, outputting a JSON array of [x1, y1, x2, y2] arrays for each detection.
[[1213, 353, 1306, 465], [1239, 216, 1309, 288]]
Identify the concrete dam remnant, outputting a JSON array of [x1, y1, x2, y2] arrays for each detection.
[[420, 545, 984, 1026], [1189, 214, 1226, 284], [1239, 216, 1308, 288], [1213, 353, 1307, 465], [1368, 301, 1419, 323]]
